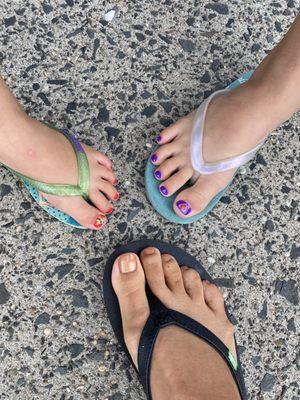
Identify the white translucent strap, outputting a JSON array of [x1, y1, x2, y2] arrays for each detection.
[[191, 89, 266, 175]]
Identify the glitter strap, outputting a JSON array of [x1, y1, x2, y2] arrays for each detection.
[[4, 125, 90, 198], [191, 89, 266, 175]]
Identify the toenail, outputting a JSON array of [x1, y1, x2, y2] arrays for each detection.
[[143, 247, 156, 255], [93, 214, 107, 229], [151, 153, 158, 163], [159, 185, 168, 196], [154, 170, 162, 180], [113, 193, 119, 201], [119, 254, 137, 273], [156, 135, 162, 143], [106, 206, 113, 214], [162, 254, 173, 262], [176, 200, 191, 216]]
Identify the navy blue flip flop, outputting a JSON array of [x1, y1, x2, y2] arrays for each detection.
[[103, 240, 247, 399], [145, 71, 254, 224]]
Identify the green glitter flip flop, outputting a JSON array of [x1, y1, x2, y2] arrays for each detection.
[[1, 124, 105, 229]]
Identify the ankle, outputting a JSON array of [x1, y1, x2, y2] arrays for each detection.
[[248, 56, 300, 120]]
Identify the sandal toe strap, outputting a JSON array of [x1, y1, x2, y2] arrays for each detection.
[[5, 126, 90, 198], [137, 306, 246, 400]]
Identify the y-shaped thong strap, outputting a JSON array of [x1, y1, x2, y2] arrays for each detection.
[[3, 126, 90, 198], [137, 305, 247, 400], [191, 89, 266, 175]]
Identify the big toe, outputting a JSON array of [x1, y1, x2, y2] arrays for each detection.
[[173, 169, 235, 218], [112, 253, 150, 368], [43, 193, 107, 230]]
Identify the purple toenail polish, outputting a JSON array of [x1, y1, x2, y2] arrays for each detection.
[[160, 185, 168, 196], [154, 170, 162, 180], [156, 135, 162, 143], [151, 153, 158, 163], [176, 200, 192, 216]]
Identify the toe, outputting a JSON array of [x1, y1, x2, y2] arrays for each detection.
[[203, 281, 226, 316], [150, 142, 177, 165], [156, 121, 181, 144], [93, 150, 113, 170], [98, 165, 117, 185], [89, 190, 113, 214], [153, 157, 181, 181], [112, 253, 150, 368], [173, 170, 235, 218], [98, 180, 119, 203], [43, 194, 107, 229], [159, 167, 193, 197], [181, 267, 204, 300], [112, 253, 148, 307], [140, 247, 172, 302], [161, 254, 185, 293]]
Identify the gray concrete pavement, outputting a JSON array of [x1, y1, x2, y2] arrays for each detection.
[[0, 1, 299, 399]]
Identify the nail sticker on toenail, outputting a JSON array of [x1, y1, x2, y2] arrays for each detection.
[[154, 170, 162, 180], [151, 153, 158, 163], [176, 200, 191, 216], [94, 214, 107, 229], [156, 135, 162, 143], [159, 185, 168, 196], [119, 255, 137, 273]]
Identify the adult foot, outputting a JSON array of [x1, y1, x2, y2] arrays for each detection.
[[150, 78, 283, 218], [112, 247, 241, 399], [0, 113, 119, 229]]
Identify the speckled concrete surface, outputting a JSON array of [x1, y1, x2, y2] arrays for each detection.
[[0, 1, 299, 399]]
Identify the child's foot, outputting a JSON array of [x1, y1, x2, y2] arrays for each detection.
[[112, 247, 241, 399], [151, 79, 283, 218], [0, 113, 118, 229]]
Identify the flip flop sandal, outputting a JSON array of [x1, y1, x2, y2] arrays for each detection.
[[103, 239, 248, 400], [145, 70, 265, 224], [1, 123, 106, 229]]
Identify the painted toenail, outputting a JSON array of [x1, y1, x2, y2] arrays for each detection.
[[154, 170, 162, 180], [176, 200, 191, 216], [159, 185, 168, 196], [113, 193, 119, 201], [151, 153, 158, 163], [119, 254, 137, 273], [156, 135, 162, 143], [106, 206, 113, 214], [93, 214, 107, 229]]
